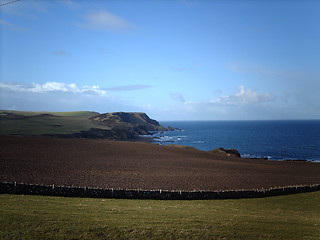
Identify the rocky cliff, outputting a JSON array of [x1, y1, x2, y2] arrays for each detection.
[[83, 112, 167, 140], [90, 112, 165, 132]]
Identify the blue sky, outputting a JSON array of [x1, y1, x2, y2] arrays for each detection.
[[1, 0, 319, 120]]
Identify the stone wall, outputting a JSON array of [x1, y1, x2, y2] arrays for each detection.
[[1, 182, 319, 200]]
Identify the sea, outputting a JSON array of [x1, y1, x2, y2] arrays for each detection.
[[151, 120, 320, 162]]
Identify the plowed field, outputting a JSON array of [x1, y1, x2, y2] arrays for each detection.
[[1, 135, 319, 191]]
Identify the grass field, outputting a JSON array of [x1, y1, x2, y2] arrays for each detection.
[[1, 192, 319, 240], [0, 110, 105, 135]]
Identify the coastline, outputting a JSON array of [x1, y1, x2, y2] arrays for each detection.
[[157, 120, 320, 162], [147, 133, 316, 163]]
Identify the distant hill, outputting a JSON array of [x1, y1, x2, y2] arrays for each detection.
[[0, 110, 167, 140]]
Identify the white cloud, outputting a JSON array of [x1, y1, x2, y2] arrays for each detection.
[[0, 81, 128, 113], [161, 86, 277, 120], [82, 10, 135, 31], [0, 81, 108, 96], [211, 85, 276, 105], [32, 82, 77, 93]]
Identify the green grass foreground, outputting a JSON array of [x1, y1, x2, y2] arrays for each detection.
[[1, 192, 319, 240]]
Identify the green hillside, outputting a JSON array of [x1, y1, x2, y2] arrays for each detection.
[[0, 110, 104, 136]]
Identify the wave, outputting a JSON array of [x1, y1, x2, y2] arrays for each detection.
[[153, 135, 187, 143]]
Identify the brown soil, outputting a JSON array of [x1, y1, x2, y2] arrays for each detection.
[[1, 135, 320, 191]]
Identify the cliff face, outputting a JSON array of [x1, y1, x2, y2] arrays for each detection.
[[90, 112, 160, 126], [84, 112, 166, 140], [90, 112, 165, 133]]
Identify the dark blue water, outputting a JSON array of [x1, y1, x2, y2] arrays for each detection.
[[155, 120, 320, 162]]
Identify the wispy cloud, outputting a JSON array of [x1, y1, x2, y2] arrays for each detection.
[[81, 10, 135, 32], [0, 81, 108, 96], [1, 0, 48, 18], [0, 19, 26, 31], [106, 85, 153, 91]]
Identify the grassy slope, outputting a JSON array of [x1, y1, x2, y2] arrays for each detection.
[[0, 192, 319, 240], [0, 110, 97, 117], [0, 110, 106, 135]]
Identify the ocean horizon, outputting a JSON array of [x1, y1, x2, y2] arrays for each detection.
[[155, 120, 320, 162]]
